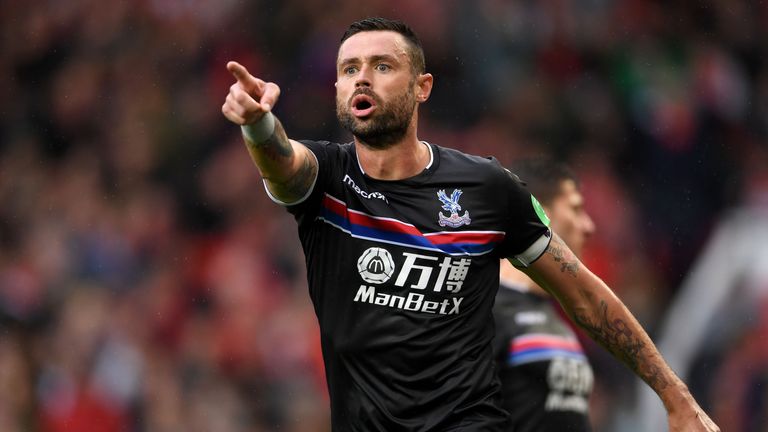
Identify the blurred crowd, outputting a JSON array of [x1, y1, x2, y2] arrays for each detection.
[[1, 0, 767, 431]]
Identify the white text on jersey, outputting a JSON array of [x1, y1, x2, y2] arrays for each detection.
[[344, 175, 388, 202]]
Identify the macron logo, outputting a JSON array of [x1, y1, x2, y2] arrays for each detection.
[[343, 175, 388, 203]]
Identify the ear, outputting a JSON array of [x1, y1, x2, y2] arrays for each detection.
[[415, 73, 433, 103]]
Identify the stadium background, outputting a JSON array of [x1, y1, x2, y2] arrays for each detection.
[[1, 1, 767, 431]]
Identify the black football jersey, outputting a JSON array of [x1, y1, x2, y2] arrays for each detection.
[[493, 283, 594, 432], [276, 140, 551, 431]]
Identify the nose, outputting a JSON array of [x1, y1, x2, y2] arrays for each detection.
[[355, 65, 372, 88], [581, 213, 596, 237]]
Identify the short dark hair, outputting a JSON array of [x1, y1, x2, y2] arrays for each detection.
[[509, 158, 579, 206], [340, 17, 426, 74]]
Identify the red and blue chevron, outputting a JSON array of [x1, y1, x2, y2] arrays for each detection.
[[319, 194, 505, 256], [507, 333, 586, 365]]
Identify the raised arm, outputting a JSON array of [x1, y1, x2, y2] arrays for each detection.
[[221, 61, 318, 203], [517, 233, 719, 432]]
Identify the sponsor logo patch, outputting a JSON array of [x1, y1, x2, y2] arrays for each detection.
[[353, 247, 471, 315], [357, 247, 395, 284]]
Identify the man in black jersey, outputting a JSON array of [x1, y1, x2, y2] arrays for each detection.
[[221, 17, 718, 432], [494, 159, 596, 431]]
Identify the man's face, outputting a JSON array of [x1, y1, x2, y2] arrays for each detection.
[[545, 179, 595, 257], [335, 31, 420, 148]]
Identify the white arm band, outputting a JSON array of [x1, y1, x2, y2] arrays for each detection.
[[510, 232, 551, 268], [241, 112, 276, 143]]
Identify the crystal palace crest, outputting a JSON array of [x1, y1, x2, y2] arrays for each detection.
[[437, 189, 471, 228]]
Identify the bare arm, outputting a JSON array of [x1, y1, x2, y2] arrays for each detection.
[[518, 233, 719, 432], [221, 61, 318, 203]]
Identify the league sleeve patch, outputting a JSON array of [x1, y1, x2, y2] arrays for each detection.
[[531, 194, 550, 227]]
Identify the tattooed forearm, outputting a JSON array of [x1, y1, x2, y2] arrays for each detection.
[[271, 151, 318, 200], [545, 235, 580, 277], [242, 116, 317, 202], [573, 300, 670, 392], [245, 117, 292, 160]]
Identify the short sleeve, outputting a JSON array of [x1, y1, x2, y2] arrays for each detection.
[[495, 168, 552, 267], [262, 145, 320, 207], [275, 140, 339, 225]]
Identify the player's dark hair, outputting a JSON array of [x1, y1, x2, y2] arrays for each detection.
[[340, 17, 426, 74], [510, 158, 579, 206]]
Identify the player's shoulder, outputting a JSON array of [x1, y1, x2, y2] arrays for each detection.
[[436, 144, 501, 168], [434, 145, 514, 183], [298, 139, 353, 154], [297, 140, 355, 167]]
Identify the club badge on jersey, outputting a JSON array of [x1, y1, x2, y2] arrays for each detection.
[[437, 189, 471, 228]]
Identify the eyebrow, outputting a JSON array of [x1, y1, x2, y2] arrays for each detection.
[[338, 54, 400, 67]]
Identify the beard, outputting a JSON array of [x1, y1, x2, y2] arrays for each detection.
[[336, 85, 416, 149]]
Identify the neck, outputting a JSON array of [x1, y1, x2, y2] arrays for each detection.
[[499, 259, 550, 297], [355, 123, 428, 180]]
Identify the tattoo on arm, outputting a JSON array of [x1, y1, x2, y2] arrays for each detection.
[[246, 117, 292, 160], [242, 117, 317, 201], [546, 235, 580, 277], [573, 300, 670, 392], [541, 234, 671, 393], [273, 150, 317, 200]]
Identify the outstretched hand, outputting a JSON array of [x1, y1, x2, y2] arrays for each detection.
[[222, 61, 281, 125]]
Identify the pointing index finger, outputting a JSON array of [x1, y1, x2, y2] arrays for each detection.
[[227, 61, 249, 81], [227, 61, 263, 91]]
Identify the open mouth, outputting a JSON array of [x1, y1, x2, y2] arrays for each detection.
[[351, 94, 377, 118]]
